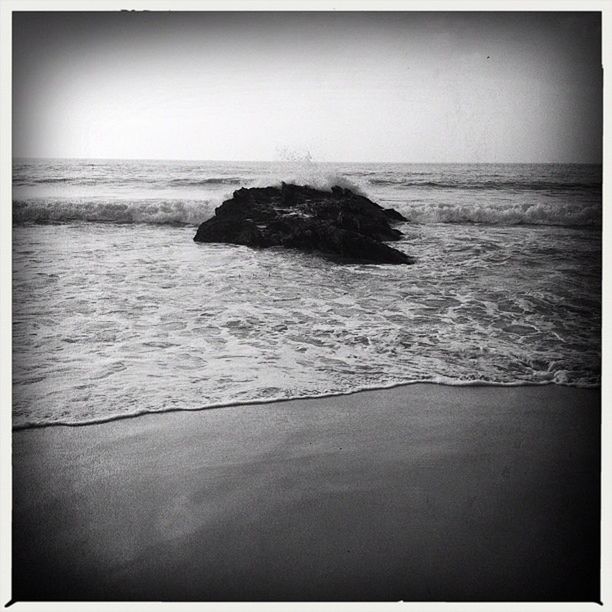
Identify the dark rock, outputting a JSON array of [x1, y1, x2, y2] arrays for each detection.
[[194, 183, 414, 264], [193, 216, 266, 247], [384, 207, 408, 222]]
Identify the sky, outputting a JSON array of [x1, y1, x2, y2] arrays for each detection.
[[12, 11, 602, 163]]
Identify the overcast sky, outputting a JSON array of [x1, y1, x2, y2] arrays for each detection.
[[12, 11, 602, 163]]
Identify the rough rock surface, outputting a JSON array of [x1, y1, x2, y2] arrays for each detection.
[[194, 183, 414, 264]]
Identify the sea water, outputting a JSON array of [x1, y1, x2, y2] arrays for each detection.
[[12, 159, 601, 428]]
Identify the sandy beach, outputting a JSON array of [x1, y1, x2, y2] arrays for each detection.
[[11, 383, 600, 602]]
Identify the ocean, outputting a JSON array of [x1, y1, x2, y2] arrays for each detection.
[[12, 159, 602, 429]]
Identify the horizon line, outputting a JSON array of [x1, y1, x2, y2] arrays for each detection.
[[12, 156, 603, 165]]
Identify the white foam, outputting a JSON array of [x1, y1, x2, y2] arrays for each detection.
[[249, 159, 367, 195], [13, 198, 217, 225], [12, 377, 598, 431], [385, 200, 601, 227]]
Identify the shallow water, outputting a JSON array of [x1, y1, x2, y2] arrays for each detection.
[[13, 161, 601, 429]]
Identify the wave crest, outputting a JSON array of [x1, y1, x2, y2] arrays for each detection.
[[13, 198, 217, 225], [393, 200, 601, 227]]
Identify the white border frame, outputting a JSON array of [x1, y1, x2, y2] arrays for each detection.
[[0, 1, 608, 610]]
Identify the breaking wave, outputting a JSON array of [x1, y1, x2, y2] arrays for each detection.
[[256, 171, 367, 196], [393, 200, 601, 227], [13, 198, 218, 225], [13, 193, 601, 228]]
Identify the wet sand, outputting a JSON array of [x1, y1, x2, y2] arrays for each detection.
[[12, 383, 600, 602]]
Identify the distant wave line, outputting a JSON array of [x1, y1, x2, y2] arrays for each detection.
[[13, 176, 246, 187], [368, 178, 602, 191]]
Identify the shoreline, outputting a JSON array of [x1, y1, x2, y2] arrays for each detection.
[[12, 378, 601, 431], [12, 383, 600, 601]]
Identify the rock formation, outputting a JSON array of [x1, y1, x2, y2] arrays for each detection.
[[194, 183, 414, 264]]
